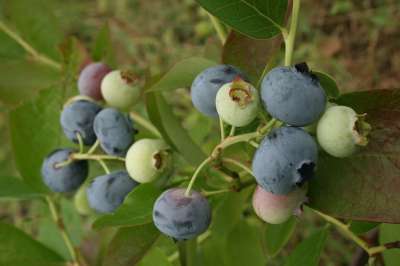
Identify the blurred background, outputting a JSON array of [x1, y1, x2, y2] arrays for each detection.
[[0, 0, 399, 265]]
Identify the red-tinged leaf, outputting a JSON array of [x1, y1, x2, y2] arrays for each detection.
[[222, 31, 282, 85], [309, 89, 400, 223]]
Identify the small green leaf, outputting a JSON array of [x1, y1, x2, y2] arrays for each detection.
[[5, 0, 63, 60], [349, 221, 380, 235], [284, 227, 329, 266], [91, 23, 115, 65], [37, 217, 71, 260], [9, 87, 64, 193], [146, 91, 207, 166], [222, 31, 282, 85], [93, 184, 161, 229], [0, 176, 42, 199], [147, 57, 216, 92], [380, 224, 400, 266], [0, 60, 60, 107], [225, 221, 266, 266], [263, 217, 297, 257], [313, 71, 340, 99], [0, 221, 65, 266], [196, 0, 288, 39], [137, 247, 173, 266], [102, 223, 160, 266]]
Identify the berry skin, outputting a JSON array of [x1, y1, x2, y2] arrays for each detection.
[[78, 62, 112, 100], [74, 184, 93, 216], [252, 185, 307, 224], [125, 139, 172, 183], [261, 63, 326, 126], [60, 99, 102, 145], [317, 105, 371, 158], [93, 108, 135, 156], [252, 127, 318, 195], [86, 170, 139, 214], [41, 148, 88, 192], [101, 70, 141, 110], [153, 188, 211, 240], [216, 78, 259, 127], [191, 65, 247, 117]]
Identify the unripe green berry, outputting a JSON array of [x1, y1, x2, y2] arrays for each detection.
[[215, 78, 259, 127], [125, 139, 172, 183], [101, 70, 141, 110], [317, 105, 371, 158], [252, 185, 307, 224], [74, 184, 93, 216]]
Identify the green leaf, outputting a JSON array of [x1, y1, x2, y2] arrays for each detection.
[[225, 221, 266, 266], [0, 30, 25, 60], [379, 224, 400, 266], [37, 217, 71, 260], [211, 188, 252, 236], [222, 31, 282, 84], [60, 198, 83, 246], [196, 0, 288, 39], [93, 184, 161, 229], [137, 247, 173, 266], [0, 176, 42, 199], [0, 221, 65, 266], [102, 223, 160, 266], [147, 57, 216, 92], [313, 71, 340, 99], [0, 60, 60, 107], [9, 87, 64, 193], [309, 89, 400, 223], [91, 23, 115, 65], [284, 227, 328, 266], [263, 217, 297, 257], [146, 91, 207, 166], [349, 221, 380, 235], [5, 0, 63, 60]]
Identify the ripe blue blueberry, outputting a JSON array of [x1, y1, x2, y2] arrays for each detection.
[[41, 148, 88, 192], [93, 108, 136, 156], [60, 99, 102, 145], [78, 62, 112, 101], [153, 188, 211, 240], [86, 170, 139, 214], [252, 127, 318, 195], [261, 63, 326, 126], [191, 64, 247, 117]]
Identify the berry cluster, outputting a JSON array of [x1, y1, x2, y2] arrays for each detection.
[[41, 60, 371, 243], [41, 62, 172, 214]]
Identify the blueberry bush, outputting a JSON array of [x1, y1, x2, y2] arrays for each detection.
[[1, 0, 400, 265]]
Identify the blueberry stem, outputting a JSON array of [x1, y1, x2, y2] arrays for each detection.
[[185, 157, 212, 197], [207, 12, 227, 44], [46, 196, 80, 264], [76, 132, 84, 154], [129, 111, 161, 137], [0, 21, 61, 70], [72, 153, 125, 162], [283, 0, 301, 66], [202, 188, 232, 197], [229, 126, 236, 137], [87, 140, 100, 155], [97, 159, 110, 174], [311, 208, 389, 256], [219, 117, 226, 141], [222, 157, 254, 177]]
